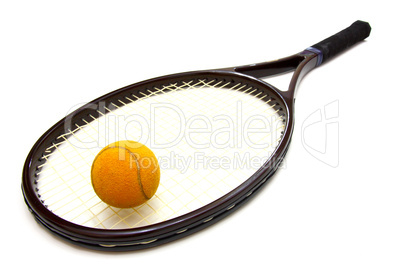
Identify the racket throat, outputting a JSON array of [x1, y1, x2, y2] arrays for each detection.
[[285, 51, 319, 101], [233, 54, 303, 79], [232, 52, 318, 103]]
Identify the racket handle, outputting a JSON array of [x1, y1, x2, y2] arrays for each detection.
[[310, 20, 371, 65]]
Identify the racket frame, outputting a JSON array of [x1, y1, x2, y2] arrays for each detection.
[[22, 51, 318, 251]]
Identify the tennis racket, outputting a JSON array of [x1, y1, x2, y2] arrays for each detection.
[[22, 21, 371, 251]]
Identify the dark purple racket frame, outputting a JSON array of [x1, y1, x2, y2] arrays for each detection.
[[22, 21, 370, 251]]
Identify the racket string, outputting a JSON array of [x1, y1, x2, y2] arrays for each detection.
[[36, 78, 286, 229]]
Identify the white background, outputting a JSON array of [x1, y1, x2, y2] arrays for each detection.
[[1, 1, 401, 267]]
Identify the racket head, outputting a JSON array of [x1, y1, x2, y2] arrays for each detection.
[[22, 68, 296, 250]]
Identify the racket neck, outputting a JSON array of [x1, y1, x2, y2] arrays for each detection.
[[231, 51, 319, 103], [233, 54, 303, 78], [285, 50, 319, 101]]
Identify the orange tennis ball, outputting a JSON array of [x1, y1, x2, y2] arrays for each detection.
[[91, 140, 160, 208]]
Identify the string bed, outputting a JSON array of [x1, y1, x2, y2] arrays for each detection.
[[35, 79, 286, 229]]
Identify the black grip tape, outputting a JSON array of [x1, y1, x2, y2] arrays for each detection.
[[311, 20, 371, 64]]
